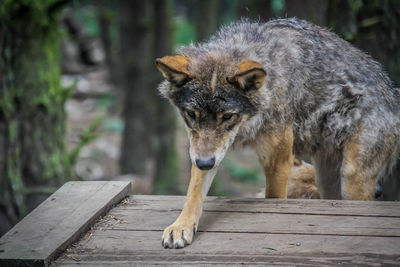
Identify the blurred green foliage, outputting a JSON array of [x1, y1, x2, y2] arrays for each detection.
[[102, 117, 124, 133], [72, 0, 100, 37], [173, 17, 196, 46], [208, 176, 228, 196], [95, 95, 117, 110], [271, 0, 285, 17], [224, 158, 260, 183], [69, 116, 103, 167]]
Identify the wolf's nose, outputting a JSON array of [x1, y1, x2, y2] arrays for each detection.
[[195, 157, 215, 170]]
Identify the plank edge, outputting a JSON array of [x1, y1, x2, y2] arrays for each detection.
[[47, 181, 131, 265], [0, 181, 131, 267]]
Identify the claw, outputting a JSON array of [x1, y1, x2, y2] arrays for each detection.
[[182, 230, 188, 247], [168, 230, 173, 248], [193, 225, 197, 236], [162, 231, 174, 248]]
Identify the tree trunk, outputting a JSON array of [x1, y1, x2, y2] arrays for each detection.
[[97, 0, 118, 85], [326, 0, 353, 38], [151, 0, 179, 194], [195, 0, 220, 42], [118, 0, 152, 175], [0, 0, 69, 235], [118, 0, 179, 194]]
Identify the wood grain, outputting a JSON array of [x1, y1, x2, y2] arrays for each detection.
[[120, 195, 400, 217], [107, 209, 400, 237], [56, 230, 400, 266]]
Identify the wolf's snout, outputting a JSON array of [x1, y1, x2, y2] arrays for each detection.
[[195, 157, 215, 170]]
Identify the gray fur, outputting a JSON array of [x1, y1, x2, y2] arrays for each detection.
[[158, 18, 400, 199]]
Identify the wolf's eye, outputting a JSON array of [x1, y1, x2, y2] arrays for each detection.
[[222, 113, 233, 121], [186, 110, 196, 119]]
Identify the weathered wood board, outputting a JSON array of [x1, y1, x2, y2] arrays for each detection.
[[0, 181, 131, 267], [55, 195, 400, 266], [123, 195, 400, 217]]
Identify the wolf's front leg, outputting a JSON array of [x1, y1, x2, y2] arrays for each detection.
[[162, 165, 217, 248], [253, 127, 294, 198]]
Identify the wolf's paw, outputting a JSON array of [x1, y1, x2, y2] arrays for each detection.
[[161, 221, 197, 249]]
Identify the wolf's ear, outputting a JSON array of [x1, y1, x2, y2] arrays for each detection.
[[156, 55, 192, 86], [227, 60, 266, 91]]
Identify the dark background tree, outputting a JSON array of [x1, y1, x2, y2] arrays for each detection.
[[117, 0, 179, 193], [195, 0, 220, 42], [118, 1, 151, 176], [151, 0, 180, 193], [0, 0, 70, 234]]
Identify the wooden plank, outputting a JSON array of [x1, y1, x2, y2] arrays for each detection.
[[107, 209, 400, 237], [119, 195, 400, 217], [55, 230, 400, 266], [0, 181, 131, 267], [53, 195, 400, 266]]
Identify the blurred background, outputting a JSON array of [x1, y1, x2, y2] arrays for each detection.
[[1, 0, 399, 235]]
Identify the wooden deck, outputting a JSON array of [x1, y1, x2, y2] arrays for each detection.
[[1, 182, 400, 266]]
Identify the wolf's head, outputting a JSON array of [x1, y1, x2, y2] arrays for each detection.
[[156, 55, 266, 170]]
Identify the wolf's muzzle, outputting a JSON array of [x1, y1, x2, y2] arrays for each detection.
[[195, 157, 215, 170]]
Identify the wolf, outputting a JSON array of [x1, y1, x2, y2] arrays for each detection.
[[156, 18, 400, 248]]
